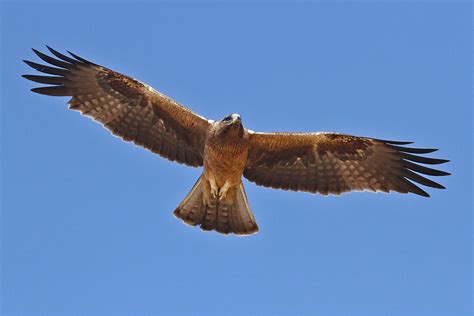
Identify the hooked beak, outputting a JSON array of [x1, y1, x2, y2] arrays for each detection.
[[231, 114, 241, 122]]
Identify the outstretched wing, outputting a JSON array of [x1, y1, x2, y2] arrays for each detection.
[[23, 47, 211, 167], [244, 132, 449, 197]]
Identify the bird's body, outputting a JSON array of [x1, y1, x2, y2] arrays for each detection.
[[179, 114, 258, 235], [23, 47, 450, 236], [204, 114, 249, 199]]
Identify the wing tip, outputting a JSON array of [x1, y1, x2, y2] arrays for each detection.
[[45, 45, 60, 55], [434, 158, 450, 164], [23, 59, 34, 67], [30, 87, 42, 94], [67, 49, 95, 65], [371, 137, 450, 195], [377, 138, 414, 145], [31, 87, 49, 95]]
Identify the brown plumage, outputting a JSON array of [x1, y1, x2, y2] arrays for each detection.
[[23, 47, 450, 236]]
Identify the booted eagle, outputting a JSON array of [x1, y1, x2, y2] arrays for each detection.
[[23, 47, 450, 236]]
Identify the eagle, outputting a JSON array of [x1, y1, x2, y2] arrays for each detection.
[[23, 47, 450, 236]]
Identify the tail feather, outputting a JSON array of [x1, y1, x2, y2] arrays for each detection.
[[201, 200, 218, 232], [173, 176, 206, 226], [174, 176, 258, 236], [230, 183, 258, 235]]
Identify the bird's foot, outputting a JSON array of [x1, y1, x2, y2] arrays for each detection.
[[218, 182, 231, 200], [218, 191, 227, 200], [209, 179, 219, 198]]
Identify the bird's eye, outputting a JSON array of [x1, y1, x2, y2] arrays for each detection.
[[223, 116, 232, 122]]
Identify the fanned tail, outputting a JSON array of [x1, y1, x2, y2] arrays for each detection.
[[173, 175, 258, 236]]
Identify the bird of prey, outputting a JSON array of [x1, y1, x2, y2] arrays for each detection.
[[23, 47, 450, 236]]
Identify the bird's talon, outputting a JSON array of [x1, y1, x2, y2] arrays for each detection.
[[218, 189, 228, 200]]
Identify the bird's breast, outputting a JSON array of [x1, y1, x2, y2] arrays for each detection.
[[203, 130, 249, 187]]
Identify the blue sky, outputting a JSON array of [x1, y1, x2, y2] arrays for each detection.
[[1, 1, 471, 316]]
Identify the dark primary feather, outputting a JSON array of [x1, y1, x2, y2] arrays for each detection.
[[245, 132, 449, 197], [399, 152, 449, 164], [23, 60, 68, 76], [46, 46, 80, 64], [22, 75, 65, 85], [23, 47, 211, 167], [31, 48, 72, 69], [385, 144, 438, 154]]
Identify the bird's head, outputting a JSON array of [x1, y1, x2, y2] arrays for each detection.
[[220, 113, 242, 125], [216, 113, 244, 137]]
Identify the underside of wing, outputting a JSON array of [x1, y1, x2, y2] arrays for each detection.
[[23, 47, 211, 167], [245, 132, 450, 197]]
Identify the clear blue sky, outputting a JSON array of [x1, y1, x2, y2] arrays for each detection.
[[1, 1, 471, 316]]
